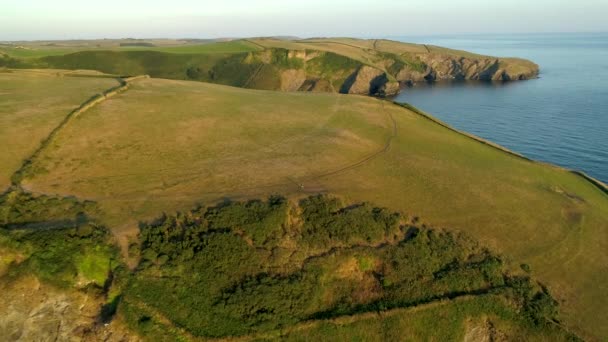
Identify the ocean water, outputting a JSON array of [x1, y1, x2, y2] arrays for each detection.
[[391, 33, 608, 183]]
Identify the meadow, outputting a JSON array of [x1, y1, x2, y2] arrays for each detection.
[[0, 40, 261, 58], [0, 70, 119, 190]]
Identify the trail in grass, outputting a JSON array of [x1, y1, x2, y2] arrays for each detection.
[[55, 98, 399, 202], [300, 101, 397, 183]]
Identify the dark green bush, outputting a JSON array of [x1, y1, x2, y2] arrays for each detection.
[[124, 195, 556, 338]]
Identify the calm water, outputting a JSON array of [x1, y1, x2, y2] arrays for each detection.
[[392, 33, 608, 183]]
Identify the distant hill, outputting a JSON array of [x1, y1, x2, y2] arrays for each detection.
[[1, 37, 539, 96]]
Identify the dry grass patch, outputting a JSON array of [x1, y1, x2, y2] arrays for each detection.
[[23, 78, 393, 228], [0, 70, 119, 190]]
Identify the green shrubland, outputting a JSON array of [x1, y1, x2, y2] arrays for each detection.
[[120, 195, 571, 339], [0, 190, 117, 288], [0, 189, 577, 340]]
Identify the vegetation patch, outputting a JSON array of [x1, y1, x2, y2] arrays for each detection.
[[0, 191, 117, 288], [0, 186, 579, 340], [120, 195, 573, 339], [0, 189, 97, 229]]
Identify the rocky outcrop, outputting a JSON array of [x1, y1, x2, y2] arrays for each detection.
[[280, 69, 306, 91], [273, 49, 538, 97], [0, 276, 137, 341], [340, 66, 400, 97], [393, 54, 539, 85], [298, 78, 334, 92]]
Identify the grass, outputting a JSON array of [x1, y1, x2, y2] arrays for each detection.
[[14, 76, 608, 340], [22, 77, 392, 227], [0, 188, 115, 288], [76, 245, 114, 286], [0, 46, 82, 58], [0, 70, 119, 190], [0, 223, 117, 288], [0, 40, 261, 58], [121, 40, 263, 54]]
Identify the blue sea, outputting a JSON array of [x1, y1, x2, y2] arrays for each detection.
[[391, 33, 608, 183]]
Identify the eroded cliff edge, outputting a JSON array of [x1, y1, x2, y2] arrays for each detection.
[[1, 38, 539, 97]]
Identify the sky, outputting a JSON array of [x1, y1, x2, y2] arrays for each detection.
[[1, 0, 607, 41]]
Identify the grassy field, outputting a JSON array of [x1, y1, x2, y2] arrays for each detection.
[[22, 77, 393, 227], [123, 40, 263, 54], [0, 39, 258, 57], [6, 72, 606, 339], [0, 46, 80, 58], [0, 70, 119, 190]]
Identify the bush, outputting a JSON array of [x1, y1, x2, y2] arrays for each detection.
[[124, 195, 554, 338]]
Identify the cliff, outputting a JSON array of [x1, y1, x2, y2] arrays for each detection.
[[2, 38, 539, 97]]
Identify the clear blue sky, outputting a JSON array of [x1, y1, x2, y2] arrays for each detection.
[[2, 0, 606, 40]]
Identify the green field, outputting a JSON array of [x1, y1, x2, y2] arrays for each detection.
[[21, 77, 392, 228], [2, 72, 602, 339], [122, 40, 263, 54], [0, 40, 260, 58], [0, 70, 119, 189]]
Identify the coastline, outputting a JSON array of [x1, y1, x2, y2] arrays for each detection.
[[394, 101, 608, 197]]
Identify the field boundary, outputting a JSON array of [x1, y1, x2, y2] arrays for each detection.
[[10, 74, 149, 186], [395, 102, 608, 197], [185, 291, 512, 341]]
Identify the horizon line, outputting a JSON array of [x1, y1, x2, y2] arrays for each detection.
[[1, 30, 607, 43]]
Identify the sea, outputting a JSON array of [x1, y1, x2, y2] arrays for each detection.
[[390, 33, 608, 183]]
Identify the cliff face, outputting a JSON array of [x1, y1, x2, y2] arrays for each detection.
[[242, 49, 538, 97], [398, 55, 539, 83], [5, 38, 539, 97], [340, 66, 400, 96], [240, 49, 401, 97]]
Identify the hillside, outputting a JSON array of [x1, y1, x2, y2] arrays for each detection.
[[0, 38, 539, 96], [0, 70, 605, 340], [0, 69, 119, 189], [0, 190, 576, 341]]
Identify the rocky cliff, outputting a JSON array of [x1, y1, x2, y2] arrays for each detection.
[[238, 45, 538, 97], [3, 38, 539, 97], [399, 54, 539, 83]]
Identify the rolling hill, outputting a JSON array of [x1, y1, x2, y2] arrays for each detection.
[[0, 69, 605, 340], [1, 38, 539, 96]]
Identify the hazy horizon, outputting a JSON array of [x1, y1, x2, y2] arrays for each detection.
[[2, 0, 607, 41], [2, 31, 608, 43]]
